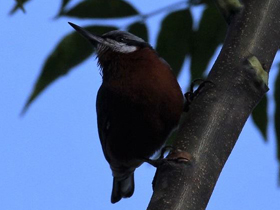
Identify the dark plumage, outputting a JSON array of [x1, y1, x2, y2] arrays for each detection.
[[69, 22, 184, 203]]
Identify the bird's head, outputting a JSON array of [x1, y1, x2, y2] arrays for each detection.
[[68, 22, 150, 57]]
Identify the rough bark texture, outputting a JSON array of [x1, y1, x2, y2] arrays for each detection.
[[147, 0, 280, 210]]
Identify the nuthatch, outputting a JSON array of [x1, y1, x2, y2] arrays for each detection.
[[69, 22, 184, 203]]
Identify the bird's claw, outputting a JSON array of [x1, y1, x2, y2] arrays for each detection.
[[184, 79, 214, 112], [151, 149, 192, 190], [144, 147, 192, 167], [143, 146, 173, 167]]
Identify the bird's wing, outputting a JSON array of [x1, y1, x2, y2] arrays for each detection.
[[96, 85, 112, 163]]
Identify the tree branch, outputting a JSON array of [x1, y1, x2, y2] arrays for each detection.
[[147, 0, 280, 209]]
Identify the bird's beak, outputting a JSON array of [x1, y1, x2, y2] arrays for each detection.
[[68, 22, 105, 46]]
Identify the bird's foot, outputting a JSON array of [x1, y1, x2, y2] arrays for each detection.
[[143, 146, 173, 167], [150, 149, 192, 190], [184, 79, 213, 112], [144, 147, 192, 167]]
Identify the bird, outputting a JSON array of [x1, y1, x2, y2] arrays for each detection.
[[68, 22, 184, 203]]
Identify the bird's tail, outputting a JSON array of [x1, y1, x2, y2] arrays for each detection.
[[111, 173, 135, 203]]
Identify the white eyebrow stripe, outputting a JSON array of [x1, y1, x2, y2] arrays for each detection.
[[105, 39, 137, 53]]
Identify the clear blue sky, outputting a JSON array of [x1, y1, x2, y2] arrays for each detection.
[[0, 1, 279, 210]]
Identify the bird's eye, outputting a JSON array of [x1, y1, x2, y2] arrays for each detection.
[[118, 37, 125, 42]]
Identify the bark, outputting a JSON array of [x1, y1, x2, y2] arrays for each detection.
[[147, 0, 280, 209]]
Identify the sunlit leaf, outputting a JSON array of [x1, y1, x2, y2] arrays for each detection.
[[10, 0, 29, 14], [252, 95, 268, 140], [61, 0, 138, 19], [156, 9, 193, 77], [274, 65, 280, 161], [190, 4, 226, 80], [127, 22, 148, 42], [22, 25, 117, 114]]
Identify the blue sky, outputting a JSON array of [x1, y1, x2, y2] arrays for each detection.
[[0, 1, 279, 210]]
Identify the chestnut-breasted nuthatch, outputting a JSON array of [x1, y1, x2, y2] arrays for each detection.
[[69, 22, 184, 203]]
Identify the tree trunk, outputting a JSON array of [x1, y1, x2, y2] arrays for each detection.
[[147, 0, 280, 209]]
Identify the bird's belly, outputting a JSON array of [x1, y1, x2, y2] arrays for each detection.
[[107, 99, 177, 164]]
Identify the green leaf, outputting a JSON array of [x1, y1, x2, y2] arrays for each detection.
[[56, 0, 72, 16], [189, 0, 205, 5], [156, 9, 193, 77], [274, 65, 280, 161], [10, 0, 29, 15], [61, 0, 72, 9], [165, 129, 178, 147], [127, 22, 148, 42], [165, 113, 187, 147], [22, 25, 117, 114], [61, 0, 138, 19], [252, 95, 268, 140], [190, 4, 226, 80]]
